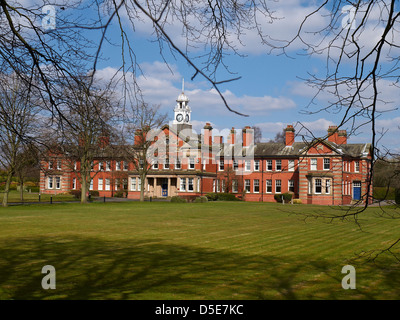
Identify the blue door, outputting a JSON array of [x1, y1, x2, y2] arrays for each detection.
[[162, 183, 168, 197], [353, 182, 361, 200]]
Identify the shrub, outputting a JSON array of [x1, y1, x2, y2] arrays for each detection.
[[170, 196, 187, 203], [217, 193, 240, 201], [205, 193, 218, 201], [274, 192, 293, 203], [89, 190, 100, 197], [395, 188, 400, 205], [113, 191, 124, 198], [194, 196, 208, 203], [292, 199, 302, 204], [373, 187, 395, 200], [69, 190, 82, 199]]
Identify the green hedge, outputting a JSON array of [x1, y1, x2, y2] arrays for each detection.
[[194, 196, 208, 203], [170, 196, 187, 203], [274, 192, 293, 203], [205, 193, 240, 201], [373, 187, 395, 200], [395, 189, 400, 205]]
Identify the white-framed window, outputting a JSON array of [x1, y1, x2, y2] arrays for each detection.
[[57, 160, 62, 170], [245, 179, 251, 192], [254, 160, 260, 171], [288, 180, 295, 193], [90, 179, 93, 191], [99, 162, 104, 171], [123, 161, 128, 171], [266, 180, 272, 193], [275, 180, 281, 193], [139, 159, 144, 169], [164, 158, 169, 170], [189, 158, 195, 170], [219, 160, 224, 171], [74, 161, 77, 171], [233, 160, 239, 171], [310, 158, 317, 171], [137, 178, 141, 191], [266, 160, 273, 171], [245, 160, 251, 172], [288, 159, 295, 172], [355, 161, 360, 173], [72, 177, 76, 190], [212, 179, 216, 192], [55, 176, 61, 189], [276, 160, 282, 171], [105, 178, 110, 191], [323, 158, 330, 170], [48, 161, 53, 170], [188, 178, 194, 192], [315, 178, 322, 194], [48, 177, 53, 189], [254, 179, 260, 193], [180, 178, 186, 191], [221, 180, 225, 193], [115, 178, 120, 190], [232, 180, 238, 193], [123, 178, 128, 190], [152, 162, 158, 170], [106, 161, 111, 171], [116, 161, 121, 171], [98, 178, 103, 190], [131, 177, 136, 191], [216, 179, 220, 192], [197, 178, 200, 192], [175, 159, 181, 170], [308, 179, 312, 194], [326, 179, 331, 194]]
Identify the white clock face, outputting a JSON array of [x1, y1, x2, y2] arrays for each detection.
[[185, 114, 189, 122], [176, 113, 183, 122]]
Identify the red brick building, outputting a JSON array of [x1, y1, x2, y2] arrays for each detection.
[[40, 87, 372, 205]]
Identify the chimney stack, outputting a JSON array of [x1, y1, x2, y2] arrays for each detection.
[[284, 125, 295, 146], [227, 127, 236, 145], [203, 122, 213, 145], [337, 130, 347, 145], [242, 126, 253, 147], [327, 126, 339, 144]]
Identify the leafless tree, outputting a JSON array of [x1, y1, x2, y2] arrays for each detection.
[[0, 74, 39, 207], [121, 103, 167, 202]]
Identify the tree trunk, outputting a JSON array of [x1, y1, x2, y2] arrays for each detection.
[[19, 176, 24, 202], [81, 174, 88, 204], [2, 171, 13, 207], [140, 172, 145, 202]]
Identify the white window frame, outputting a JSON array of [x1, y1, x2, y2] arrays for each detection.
[[266, 180, 272, 193], [164, 159, 169, 170], [48, 177, 53, 189], [89, 179, 93, 191], [254, 179, 260, 193], [254, 160, 260, 171], [123, 161, 128, 171], [72, 177, 76, 190], [48, 161, 53, 170], [355, 161, 360, 173], [245, 160, 251, 172], [325, 179, 331, 194], [266, 160, 273, 171], [315, 178, 322, 194], [180, 178, 186, 191], [310, 158, 317, 171], [288, 180, 295, 193], [137, 178, 141, 191], [276, 160, 282, 171], [55, 176, 61, 189], [105, 178, 110, 191], [245, 179, 251, 192], [116, 161, 121, 171], [175, 159, 181, 170], [189, 158, 195, 170], [131, 177, 137, 191], [288, 159, 295, 172], [106, 161, 111, 171], [98, 178, 103, 191], [188, 178, 194, 192], [233, 160, 239, 171], [323, 158, 330, 170], [232, 179, 238, 193], [152, 162, 158, 170], [275, 179, 281, 193], [219, 160, 224, 171], [57, 160, 62, 170]]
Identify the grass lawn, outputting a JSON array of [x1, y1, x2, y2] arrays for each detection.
[[1, 190, 76, 203], [0, 201, 400, 299]]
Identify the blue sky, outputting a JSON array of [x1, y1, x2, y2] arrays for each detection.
[[37, 0, 400, 151]]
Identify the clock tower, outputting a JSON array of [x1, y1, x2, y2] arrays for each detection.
[[173, 79, 191, 128]]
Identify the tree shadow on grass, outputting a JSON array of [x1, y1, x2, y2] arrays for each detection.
[[0, 236, 400, 300]]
